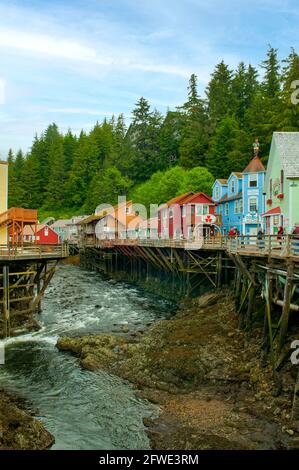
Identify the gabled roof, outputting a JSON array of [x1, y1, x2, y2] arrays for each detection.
[[164, 192, 194, 207], [263, 207, 281, 216], [79, 201, 134, 225], [51, 219, 70, 228], [23, 224, 56, 235], [273, 132, 299, 178], [243, 156, 265, 173], [231, 172, 242, 178], [183, 192, 215, 204], [216, 179, 228, 185]]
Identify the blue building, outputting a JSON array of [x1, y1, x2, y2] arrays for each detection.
[[212, 155, 266, 235]]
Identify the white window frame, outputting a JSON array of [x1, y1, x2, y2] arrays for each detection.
[[239, 199, 243, 213], [231, 180, 235, 193], [225, 203, 229, 216], [249, 196, 258, 213], [182, 205, 186, 217], [203, 205, 209, 215], [249, 174, 258, 188], [234, 200, 238, 214], [169, 208, 173, 218], [195, 204, 202, 216], [215, 186, 219, 199]]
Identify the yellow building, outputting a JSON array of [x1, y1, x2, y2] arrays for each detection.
[[0, 160, 8, 244]]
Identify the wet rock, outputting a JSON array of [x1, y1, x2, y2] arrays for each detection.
[[56, 334, 127, 371], [0, 391, 54, 450]]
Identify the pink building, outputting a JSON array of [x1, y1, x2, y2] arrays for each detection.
[[158, 192, 220, 240]]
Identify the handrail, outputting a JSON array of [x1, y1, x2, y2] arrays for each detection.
[[0, 243, 69, 259], [92, 234, 299, 259]]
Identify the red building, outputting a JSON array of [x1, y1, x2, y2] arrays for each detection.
[[23, 224, 60, 245], [158, 192, 220, 240]]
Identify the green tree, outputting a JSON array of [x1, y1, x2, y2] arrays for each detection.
[[159, 110, 184, 169], [206, 115, 240, 178], [206, 61, 233, 129], [124, 97, 162, 182], [261, 45, 281, 98], [179, 166, 214, 195], [276, 48, 299, 131], [231, 63, 259, 126], [46, 138, 66, 209], [179, 74, 209, 168], [85, 167, 132, 212], [66, 132, 102, 208]]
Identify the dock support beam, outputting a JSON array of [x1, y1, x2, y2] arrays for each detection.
[[2, 266, 10, 338]]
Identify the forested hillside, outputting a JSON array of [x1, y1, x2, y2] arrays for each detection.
[[7, 46, 299, 218]]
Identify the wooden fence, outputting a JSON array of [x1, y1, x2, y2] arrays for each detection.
[[0, 243, 69, 260]]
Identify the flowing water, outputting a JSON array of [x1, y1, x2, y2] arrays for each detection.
[[0, 265, 175, 450]]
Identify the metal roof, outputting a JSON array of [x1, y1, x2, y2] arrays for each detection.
[[273, 132, 299, 178]]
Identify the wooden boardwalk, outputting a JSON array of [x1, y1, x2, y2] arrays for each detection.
[[87, 234, 299, 262], [0, 243, 69, 262], [0, 243, 69, 337]]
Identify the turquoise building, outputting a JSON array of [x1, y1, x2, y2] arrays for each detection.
[[212, 154, 266, 235]]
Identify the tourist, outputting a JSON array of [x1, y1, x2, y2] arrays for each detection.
[[277, 226, 284, 247], [257, 228, 264, 250]]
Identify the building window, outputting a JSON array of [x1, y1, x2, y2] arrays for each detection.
[[182, 205, 186, 217], [239, 199, 243, 213], [225, 203, 229, 216], [169, 208, 173, 218], [231, 180, 235, 193], [234, 200, 239, 214], [270, 178, 273, 199], [215, 186, 219, 199], [203, 205, 209, 215], [163, 209, 167, 221], [280, 169, 284, 193], [249, 174, 258, 187], [273, 215, 280, 226], [195, 204, 202, 216], [249, 196, 258, 213], [44, 227, 48, 237]]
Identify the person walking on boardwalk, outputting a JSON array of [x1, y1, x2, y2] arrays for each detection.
[[277, 225, 284, 247], [257, 227, 264, 250]]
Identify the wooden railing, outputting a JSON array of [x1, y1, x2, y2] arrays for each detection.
[[226, 234, 299, 258], [0, 243, 69, 259], [0, 208, 38, 226], [91, 234, 299, 259]]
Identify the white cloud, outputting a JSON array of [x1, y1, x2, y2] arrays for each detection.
[[0, 27, 190, 77], [0, 28, 108, 64], [48, 107, 115, 116]]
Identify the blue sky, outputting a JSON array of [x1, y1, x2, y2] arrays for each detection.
[[0, 0, 298, 157]]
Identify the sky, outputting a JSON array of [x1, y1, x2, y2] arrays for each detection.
[[0, 0, 299, 157]]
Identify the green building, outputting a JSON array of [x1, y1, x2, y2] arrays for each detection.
[[264, 132, 299, 234]]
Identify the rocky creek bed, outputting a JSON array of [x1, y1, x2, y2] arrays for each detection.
[[57, 290, 299, 450], [0, 390, 54, 450]]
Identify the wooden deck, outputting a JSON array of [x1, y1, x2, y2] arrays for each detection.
[[88, 234, 299, 261], [0, 244, 69, 262]]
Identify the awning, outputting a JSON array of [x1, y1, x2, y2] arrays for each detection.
[[263, 207, 281, 216]]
